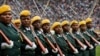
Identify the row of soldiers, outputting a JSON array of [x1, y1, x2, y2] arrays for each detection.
[[0, 4, 100, 56]]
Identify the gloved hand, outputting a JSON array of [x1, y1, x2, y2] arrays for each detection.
[[80, 45, 87, 50], [42, 48, 49, 54], [25, 42, 37, 50], [1, 40, 14, 49], [52, 48, 58, 53], [73, 49, 79, 54], [95, 42, 100, 46], [89, 45, 94, 50]]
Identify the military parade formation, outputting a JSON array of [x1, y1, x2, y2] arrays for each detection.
[[0, 4, 100, 56]]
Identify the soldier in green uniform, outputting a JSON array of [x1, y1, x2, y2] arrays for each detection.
[[19, 10, 37, 56], [0, 5, 21, 56], [61, 20, 79, 56], [31, 16, 49, 56], [79, 20, 94, 56], [70, 20, 87, 56], [85, 18, 100, 56], [51, 22, 69, 56], [41, 19, 58, 56]]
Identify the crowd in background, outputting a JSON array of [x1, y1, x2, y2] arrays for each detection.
[[0, 0, 100, 30]]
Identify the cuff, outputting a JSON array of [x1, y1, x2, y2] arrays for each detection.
[[89, 45, 94, 50], [52, 48, 58, 53], [80, 45, 87, 50], [42, 48, 49, 54], [73, 49, 79, 54]]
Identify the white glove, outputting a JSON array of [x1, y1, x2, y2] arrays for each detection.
[[80, 45, 87, 50], [97, 42, 100, 45], [25, 42, 37, 50], [57, 54, 65, 56], [89, 45, 94, 50], [52, 48, 58, 53], [42, 48, 49, 54], [73, 49, 79, 54], [95, 42, 100, 46], [1, 40, 14, 49]]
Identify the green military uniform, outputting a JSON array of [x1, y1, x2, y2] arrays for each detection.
[[64, 32, 77, 56], [80, 31, 91, 56], [20, 26, 35, 56], [87, 29, 96, 56], [0, 22, 21, 56], [44, 33, 58, 56], [35, 30, 48, 56], [54, 34, 68, 56], [72, 32, 85, 56]]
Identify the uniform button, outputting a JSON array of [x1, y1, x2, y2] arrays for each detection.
[[18, 48, 20, 50]]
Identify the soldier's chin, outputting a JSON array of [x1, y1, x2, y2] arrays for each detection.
[[6, 21, 11, 24]]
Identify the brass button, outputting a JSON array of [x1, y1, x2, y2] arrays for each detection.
[[18, 48, 20, 50]]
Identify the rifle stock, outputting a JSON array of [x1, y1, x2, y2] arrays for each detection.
[[0, 30, 10, 44], [12, 24, 33, 47], [50, 32, 64, 56], [41, 31, 57, 51], [80, 32, 92, 48], [30, 26, 47, 53], [70, 32, 86, 48], [85, 31, 100, 44], [62, 34, 77, 53]]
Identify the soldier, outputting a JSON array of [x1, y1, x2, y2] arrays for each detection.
[[41, 19, 58, 56], [61, 20, 78, 56], [0, 5, 21, 56], [12, 19, 21, 28], [70, 20, 87, 56], [79, 20, 94, 56], [51, 22, 69, 56], [85, 18, 100, 56], [19, 10, 37, 56], [31, 16, 48, 56]]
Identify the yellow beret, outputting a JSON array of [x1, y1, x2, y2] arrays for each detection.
[[31, 16, 41, 23], [51, 22, 61, 30], [0, 5, 11, 14], [41, 19, 50, 25], [85, 18, 92, 23], [12, 19, 20, 24], [61, 20, 69, 26], [70, 20, 78, 26], [20, 10, 31, 16], [79, 20, 86, 26]]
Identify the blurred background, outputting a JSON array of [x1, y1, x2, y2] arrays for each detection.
[[0, 0, 100, 31]]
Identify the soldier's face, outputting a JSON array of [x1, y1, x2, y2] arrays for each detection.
[[62, 24, 70, 32], [54, 25, 63, 34], [20, 16, 31, 27], [71, 23, 79, 31], [32, 20, 41, 29], [42, 23, 50, 32], [86, 22, 92, 29], [0, 11, 12, 24], [80, 24, 87, 31]]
